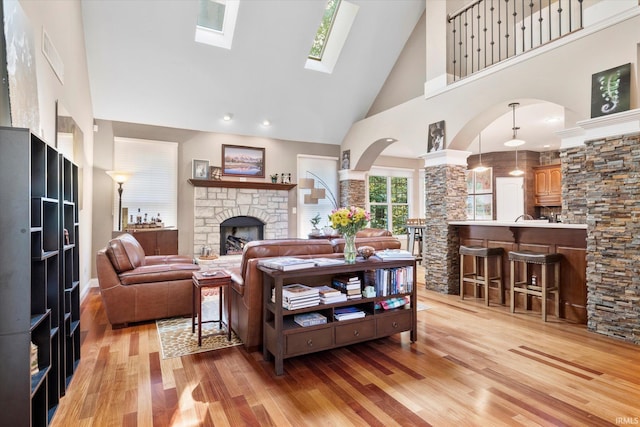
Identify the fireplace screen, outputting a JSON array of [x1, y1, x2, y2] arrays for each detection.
[[219, 216, 264, 255]]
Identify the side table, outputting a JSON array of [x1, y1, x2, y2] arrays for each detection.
[[192, 270, 232, 346]]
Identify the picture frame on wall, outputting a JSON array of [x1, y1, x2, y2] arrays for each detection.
[[192, 159, 209, 179], [474, 194, 493, 220], [222, 145, 265, 178], [427, 120, 445, 152], [591, 63, 631, 118], [474, 168, 493, 194]]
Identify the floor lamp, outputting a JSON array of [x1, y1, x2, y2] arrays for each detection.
[[106, 170, 132, 231]]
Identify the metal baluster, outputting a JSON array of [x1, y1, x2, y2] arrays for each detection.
[[451, 17, 457, 81], [558, 0, 562, 36], [498, 0, 502, 61], [490, 0, 495, 65], [464, 10, 469, 78], [548, 0, 552, 41], [529, 0, 534, 49], [459, 16, 463, 78], [470, 6, 475, 74]]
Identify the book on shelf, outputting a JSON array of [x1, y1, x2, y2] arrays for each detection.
[[311, 257, 344, 267], [334, 306, 366, 321], [320, 294, 348, 304], [294, 312, 327, 327], [374, 249, 415, 261], [259, 257, 316, 271], [316, 285, 342, 298], [282, 283, 319, 298], [332, 276, 361, 291], [284, 299, 321, 310]]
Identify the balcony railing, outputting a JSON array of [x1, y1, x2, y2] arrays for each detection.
[[448, 0, 583, 81]]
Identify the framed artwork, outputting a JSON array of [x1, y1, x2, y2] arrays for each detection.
[[474, 168, 493, 193], [341, 149, 350, 170], [222, 145, 265, 178], [474, 194, 493, 220], [427, 120, 445, 152], [192, 159, 209, 179], [591, 63, 631, 118], [465, 170, 474, 194], [209, 166, 222, 180]]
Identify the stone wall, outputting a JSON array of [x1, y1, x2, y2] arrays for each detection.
[[193, 186, 289, 255], [339, 179, 365, 208], [584, 132, 640, 344], [425, 164, 468, 293], [560, 146, 588, 224]]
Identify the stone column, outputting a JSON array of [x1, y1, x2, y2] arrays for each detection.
[[422, 150, 470, 294], [338, 170, 366, 208]]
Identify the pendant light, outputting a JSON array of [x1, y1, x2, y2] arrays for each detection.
[[504, 102, 525, 176], [509, 148, 524, 176], [473, 132, 488, 172], [504, 102, 525, 147]]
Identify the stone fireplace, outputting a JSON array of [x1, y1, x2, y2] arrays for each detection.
[[192, 182, 292, 257]]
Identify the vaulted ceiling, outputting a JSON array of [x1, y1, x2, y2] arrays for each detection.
[[81, 0, 425, 146]]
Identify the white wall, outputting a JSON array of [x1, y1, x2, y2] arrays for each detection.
[[18, 0, 94, 297]]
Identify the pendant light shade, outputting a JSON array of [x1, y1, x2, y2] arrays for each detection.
[[504, 102, 525, 147], [473, 132, 488, 172], [509, 148, 524, 176]]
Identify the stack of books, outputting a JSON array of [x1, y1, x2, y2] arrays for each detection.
[[275, 284, 320, 310], [332, 274, 362, 300], [334, 306, 366, 321], [316, 285, 348, 304], [310, 257, 344, 267], [259, 257, 316, 271], [374, 249, 414, 261], [293, 312, 327, 327]]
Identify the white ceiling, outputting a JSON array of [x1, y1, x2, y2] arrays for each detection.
[[81, 0, 426, 146]]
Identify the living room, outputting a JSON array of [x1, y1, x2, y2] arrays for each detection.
[[2, 0, 640, 425]]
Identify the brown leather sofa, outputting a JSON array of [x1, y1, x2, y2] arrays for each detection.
[[96, 233, 200, 326], [229, 230, 401, 351]]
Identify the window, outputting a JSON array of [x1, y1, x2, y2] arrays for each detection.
[[309, 0, 341, 60], [113, 137, 178, 230], [297, 155, 339, 238], [304, 0, 358, 74], [195, 0, 240, 50], [368, 168, 412, 235]]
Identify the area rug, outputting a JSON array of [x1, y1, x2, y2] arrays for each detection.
[[156, 295, 242, 359]]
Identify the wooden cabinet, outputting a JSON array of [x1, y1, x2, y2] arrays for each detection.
[[260, 258, 417, 375], [112, 228, 178, 255], [534, 164, 562, 206], [0, 127, 80, 426]]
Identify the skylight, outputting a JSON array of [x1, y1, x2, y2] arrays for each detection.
[[305, 0, 358, 74], [309, 0, 341, 61], [195, 0, 239, 50]]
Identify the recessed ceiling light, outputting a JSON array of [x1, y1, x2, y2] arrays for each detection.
[[385, 138, 394, 142], [223, 113, 233, 121], [262, 119, 271, 127], [545, 116, 562, 123], [543, 144, 551, 148]]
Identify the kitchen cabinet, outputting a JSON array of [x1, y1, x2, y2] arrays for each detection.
[[534, 164, 562, 206]]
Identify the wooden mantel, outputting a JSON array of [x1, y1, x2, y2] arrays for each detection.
[[188, 179, 297, 191]]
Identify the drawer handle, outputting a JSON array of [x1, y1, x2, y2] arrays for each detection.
[[353, 330, 359, 337], [307, 339, 313, 347], [392, 321, 399, 328]]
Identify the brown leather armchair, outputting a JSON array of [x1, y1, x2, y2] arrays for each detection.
[[96, 233, 200, 326]]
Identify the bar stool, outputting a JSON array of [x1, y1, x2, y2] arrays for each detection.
[[459, 246, 504, 305], [509, 251, 562, 322]]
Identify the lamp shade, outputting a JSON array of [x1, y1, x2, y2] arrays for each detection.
[[106, 170, 132, 184]]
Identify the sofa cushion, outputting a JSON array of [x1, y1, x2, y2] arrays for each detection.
[[106, 233, 148, 273], [118, 263, 200, 286]]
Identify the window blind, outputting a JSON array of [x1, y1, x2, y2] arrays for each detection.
[[113, 137, 178, 229]]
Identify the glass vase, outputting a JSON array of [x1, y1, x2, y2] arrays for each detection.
[[343, 232, 357, 264]]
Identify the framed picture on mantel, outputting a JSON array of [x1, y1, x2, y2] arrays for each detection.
[[222, 145, 265, 178]]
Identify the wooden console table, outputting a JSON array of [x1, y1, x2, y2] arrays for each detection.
[[260, 258, 417, 375]]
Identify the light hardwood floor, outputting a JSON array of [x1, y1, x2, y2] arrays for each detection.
[[52, 274, 640, 426]]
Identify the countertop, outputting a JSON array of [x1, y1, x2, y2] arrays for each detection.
[[449, 220, 587, 229]]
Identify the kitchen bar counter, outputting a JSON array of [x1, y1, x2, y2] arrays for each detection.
[[451, 221, 587, 323], [449, 220, 586, 229]]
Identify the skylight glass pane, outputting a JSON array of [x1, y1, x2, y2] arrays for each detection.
[[309, 0, 341, 60], [198, 0, 226, 32]]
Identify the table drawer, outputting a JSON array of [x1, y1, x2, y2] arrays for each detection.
[[376, 310, 412, 336], [285, 327, 332, 356], [335, 319, 375, 345]]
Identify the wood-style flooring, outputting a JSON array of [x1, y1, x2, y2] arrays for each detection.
[[51, 276, 640, 426]]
